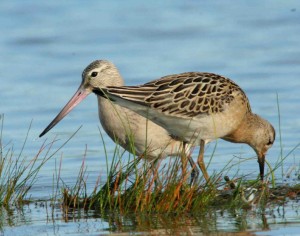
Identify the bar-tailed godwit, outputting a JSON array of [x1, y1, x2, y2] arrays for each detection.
[[40, 61, 193, 168]]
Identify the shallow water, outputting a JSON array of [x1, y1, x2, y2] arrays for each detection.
[[1, 0, 300, 235], [2, 204, 254, 235], [1, 199, 300, 235]]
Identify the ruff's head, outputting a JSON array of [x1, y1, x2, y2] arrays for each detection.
[[247, 115, 275, 180]]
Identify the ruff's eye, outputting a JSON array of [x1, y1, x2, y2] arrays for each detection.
[[267, 139, 273, 146], [91, 72, 98, 77]]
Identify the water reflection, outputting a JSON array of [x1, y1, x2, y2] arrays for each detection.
[[2, 201, 299, 235]]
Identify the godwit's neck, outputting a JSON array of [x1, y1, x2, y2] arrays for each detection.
[[97, 96, 129, 142]]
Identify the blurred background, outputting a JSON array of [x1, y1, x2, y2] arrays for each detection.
[[1, 1, 300, 198]]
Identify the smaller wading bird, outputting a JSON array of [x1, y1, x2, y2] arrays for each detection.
[[92, 67, 276, 182], [40, 60, 194, 179]]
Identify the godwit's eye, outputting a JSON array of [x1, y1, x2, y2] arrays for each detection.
[[91, 72, 98, 77]]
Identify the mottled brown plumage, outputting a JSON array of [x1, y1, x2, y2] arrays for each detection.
[[106, 72, 251, 118]]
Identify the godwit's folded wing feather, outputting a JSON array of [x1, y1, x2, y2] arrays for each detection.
[[94, 72, 250, 119]]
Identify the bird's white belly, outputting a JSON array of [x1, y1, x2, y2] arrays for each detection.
[[97, 98, 186, 160]]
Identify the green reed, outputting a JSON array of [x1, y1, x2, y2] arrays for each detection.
[[0, 114, 80, 207]]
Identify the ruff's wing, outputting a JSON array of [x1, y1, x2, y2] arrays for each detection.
[[93, 72, 250, 119]]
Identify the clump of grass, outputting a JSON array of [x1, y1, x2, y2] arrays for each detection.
[[60, 135, 300, 216], [60, 131, 272, 216], [0, 114, 79, 207], [59, 145, 97, 212]]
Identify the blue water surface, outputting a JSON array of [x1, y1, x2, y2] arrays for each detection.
[[1, 1, 300, 235]]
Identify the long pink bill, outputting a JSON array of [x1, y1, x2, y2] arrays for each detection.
[[39, 87, 90, 137]]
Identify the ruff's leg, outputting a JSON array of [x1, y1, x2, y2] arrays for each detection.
[[181, 142, 199, 186], [181, 142, 189, 178], [197, 140, 210, 182], [187, 154, 199, 186], [149, 157, 160, 188]]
